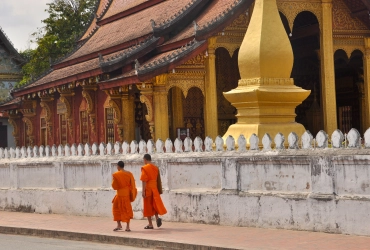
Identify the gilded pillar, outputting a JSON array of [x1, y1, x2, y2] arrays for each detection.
[[363, 38, 370, 130], [121, 88, 135, 142], [204, 37, 219, 139], [171, 87, 184, 139], [320, 0, 337, 135], [153, 74, 169, 141]]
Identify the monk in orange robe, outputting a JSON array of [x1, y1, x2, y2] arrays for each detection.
[[140, 154, 167, 229], [112, 161, 137, 231]]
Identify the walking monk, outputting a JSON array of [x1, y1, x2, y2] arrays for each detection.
[[141, 154, 167, 229], [112, 161, 137, 232]]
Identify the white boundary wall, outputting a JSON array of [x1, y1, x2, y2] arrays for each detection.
[[0, 129, 370, 236]]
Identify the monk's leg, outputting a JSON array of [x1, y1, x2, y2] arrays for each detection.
[[147, 216, 154, 227], [113, 198, 122, 230], [126, 220, 131, 231]]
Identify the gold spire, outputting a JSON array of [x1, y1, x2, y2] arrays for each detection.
[[222, 0, 310, 146], [238, 0, 293, 79]]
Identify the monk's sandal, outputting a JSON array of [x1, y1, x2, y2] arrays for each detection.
[[156, 218, 162, 228]]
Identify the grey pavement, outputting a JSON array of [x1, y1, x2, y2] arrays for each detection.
[[0, 234, 148, 250]]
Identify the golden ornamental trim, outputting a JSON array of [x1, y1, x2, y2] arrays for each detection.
[[139, 94, 153, 123], [332, 0, 368, 31], [167, 72, 205, 98], [238, 78, 295, 86], [277, 1, 322, 32], [22, 117, 34, 136], [82, 90, 94, 114], [108, 99, 122, 125], [333, 38, 365, 58]]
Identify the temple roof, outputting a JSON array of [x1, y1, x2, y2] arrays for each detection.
[[0, 97, 21, 111], [79, 0, 111, 42], [12, 0, 369, 97], [12, 0, 252, 96]]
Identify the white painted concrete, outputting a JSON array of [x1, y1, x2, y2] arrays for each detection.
[[0, 150, 370, 236]]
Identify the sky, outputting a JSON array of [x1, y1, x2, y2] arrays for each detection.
[[0, 0, 52, 52]]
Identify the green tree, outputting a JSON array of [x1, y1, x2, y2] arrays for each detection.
[[18, 0, 96, 86]]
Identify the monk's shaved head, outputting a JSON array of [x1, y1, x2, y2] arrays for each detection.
[[117, 161, 124, 168], [143, 154, 151, 161]]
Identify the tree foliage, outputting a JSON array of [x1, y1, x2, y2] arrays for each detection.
[[18, 0, 97, 86]]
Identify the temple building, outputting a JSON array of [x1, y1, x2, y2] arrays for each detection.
[[0, 0, 370, 148], [0, 27, 23, 148]]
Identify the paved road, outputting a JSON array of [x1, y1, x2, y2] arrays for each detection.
[[0, 234, 148, 250]]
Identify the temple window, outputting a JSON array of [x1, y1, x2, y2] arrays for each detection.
[[79, 98, 89, 144], [40, 108, 47, 146], [40, 117, 47, 146], [80, 110, 89, 144], [59, 114, 68, 145], [23, 122, 29, 147], [105, 107, 115, 144]]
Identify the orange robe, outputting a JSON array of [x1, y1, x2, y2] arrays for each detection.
[[112, 170, 136, 222], [140, 163, 167, 217]]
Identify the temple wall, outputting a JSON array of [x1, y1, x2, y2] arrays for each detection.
[[0, 150, 370, 236]]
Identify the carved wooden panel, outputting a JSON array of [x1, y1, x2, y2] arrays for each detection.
[[333, 0, 368, 31]]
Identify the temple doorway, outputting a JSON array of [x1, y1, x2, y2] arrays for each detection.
[[281, 11, 322, 136], [334, 49, 364, 134], [0, 124, 7, 148], [168, 86, 204, 141], [215, 47, 239, 136], [133, 91, 151, 142]]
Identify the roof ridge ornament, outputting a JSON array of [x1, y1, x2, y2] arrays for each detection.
[[136, 39, 204, 78], [195, 0, 251, 40], [96, 0, 114, 20], [151, 0, 210, 37], [135, 59, 140, 75], [99, 36, 160, 73], [193, 21, 199, 35]]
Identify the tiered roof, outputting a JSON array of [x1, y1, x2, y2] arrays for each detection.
[[6, 0, 370, 103], [11, 0, 253, 97]]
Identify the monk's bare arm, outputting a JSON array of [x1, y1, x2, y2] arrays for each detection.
[[142, 181, 146, 198]]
